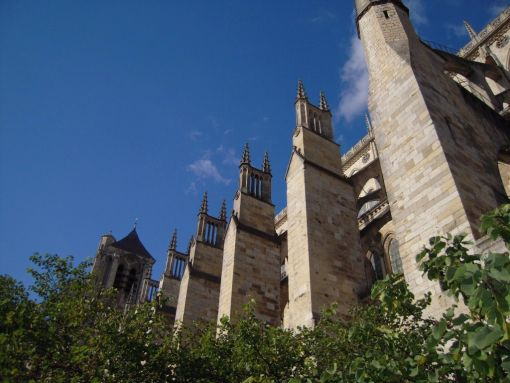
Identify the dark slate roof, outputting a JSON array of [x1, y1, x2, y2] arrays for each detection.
[[110, 228, 154, 261]]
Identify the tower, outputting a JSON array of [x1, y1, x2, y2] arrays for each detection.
[[174, 194, 226, 326], [159, 229, 188, 321], [285, 81, 365, 328], [92, 227, 156, 309], [356, 0, 510, 316], [217, 144, 281, 325]]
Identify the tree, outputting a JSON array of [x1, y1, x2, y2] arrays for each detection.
[[1, 205, 510, 382]]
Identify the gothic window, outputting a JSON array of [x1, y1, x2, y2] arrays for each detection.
[[358, 200, 380, 218], [358, 178, 382, 199], [113, 264, 125, 290], [368, 251, 386, 281], [126, 267, 138, 293], [498, 149, 510, 199], [387, 238, 403, 274]]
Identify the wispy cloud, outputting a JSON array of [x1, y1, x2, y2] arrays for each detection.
[[216, 145, 238, 166], [189, 131, 203, 141], [187, 159, 231, 185], [223, 129, 233, 135], [446, 22, 467, 38], [488, 2, 508, 17], [405, 0, 428, 25], [336, 34, 368, 122], [208, 116, 220, 130], [309, 10, 337, 24]]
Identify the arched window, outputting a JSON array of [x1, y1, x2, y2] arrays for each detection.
[[126, 268, 137, 293], [498, 149, 510, 199], [113, 264, 125, 290], [387, 238, 403, 274], [358, 200, 380, 218], [367, 251, 386, 281], [358, 178, 382, 199]]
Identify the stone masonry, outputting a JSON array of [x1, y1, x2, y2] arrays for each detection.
[[356, 0, 510, 317]]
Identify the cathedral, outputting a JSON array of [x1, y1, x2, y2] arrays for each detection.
[[92, 1, 510, 328]]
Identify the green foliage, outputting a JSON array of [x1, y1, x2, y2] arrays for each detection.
[[1, 205, 510, 382], [415, 204, 510, 382]]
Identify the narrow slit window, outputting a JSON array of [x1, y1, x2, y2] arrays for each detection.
[[383, 10, 389, 19]]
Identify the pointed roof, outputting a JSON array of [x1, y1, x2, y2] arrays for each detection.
[[110, 228, 154, 261]]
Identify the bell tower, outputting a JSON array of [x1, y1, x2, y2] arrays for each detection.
[[356, 0, 510, 316]]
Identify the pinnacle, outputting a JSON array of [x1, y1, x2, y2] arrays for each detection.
[[319, 91, 330, 111], [365, 114, 372, 131], [187, 235, 194, 254], [240, 143, 251, 165], [297, 80, 307, 100], [464, 20, 478, 40], [200, 192, 208, 214], [263, 152, 271, 174], [219, 199, 227, 221], [169, 229, 177, 251]]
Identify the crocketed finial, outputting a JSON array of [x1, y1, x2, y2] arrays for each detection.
[[240, 143, 251, 165], [169, 229, 177, 251], [219, 200, 227, 221], [200, 192, 208, 214], [319, 91, 330, 111], [464, 20, 478, 41], [263, 152, 271, 174], [187, 235, 194, 254], [297, 80, 307, 100]]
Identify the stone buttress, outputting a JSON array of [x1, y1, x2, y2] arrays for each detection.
[[356, 0, 510, 316], [217, 145, 281, 326], [285, 82, 365, 328], [174, 193, 226, 326]]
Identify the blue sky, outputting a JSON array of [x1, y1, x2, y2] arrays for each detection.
[[1, 0, 508, 286]]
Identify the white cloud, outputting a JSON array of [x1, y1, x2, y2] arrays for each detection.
[[216, 145, 238, 166], [187, 159, 231, 185], [446, 23, 467, 38], [309, 10, 336, 24], [488, 2, 508, 17], [406, 0, 428, 25], [189, 131, 203, 141], [337, 35, 369, 122]]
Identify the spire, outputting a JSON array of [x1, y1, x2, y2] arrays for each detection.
[[365, 114, 374, 138], [365, 114, 372, 131], [200, 192, 208, 214], [297, 80, 307, 100], [263, 152, 271, 173], [464, 20, 478, 41], [219, 200, 227, 221], [240, 143, 251, 165], [133, 218, 139, 230], [319, 91, 330, 111], [187, 235, 194, 254], [169, 229, 177, 251]]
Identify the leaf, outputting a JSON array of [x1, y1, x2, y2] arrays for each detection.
[[432, 320, 446, 340], [467, 326, 504, 352], [488, 268, 510, 283]]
